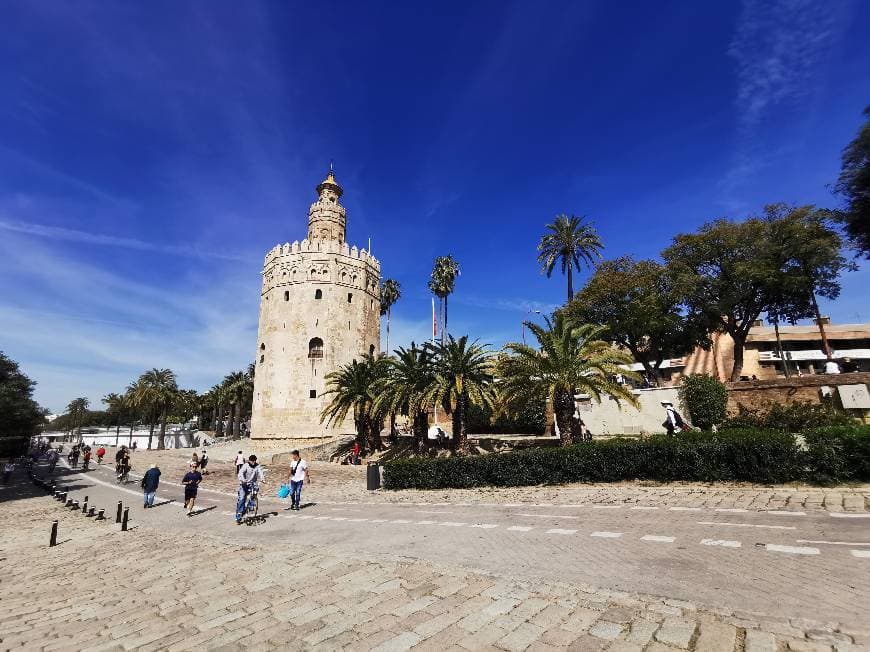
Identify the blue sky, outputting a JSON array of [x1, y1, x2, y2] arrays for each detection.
[[1, 1, 868, 412]]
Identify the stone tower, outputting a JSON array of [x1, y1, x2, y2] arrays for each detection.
[[251, 169, 381, 441]]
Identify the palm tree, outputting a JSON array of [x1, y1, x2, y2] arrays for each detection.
[[122, 385, 141, 446], [102, 393, 125, 446], [428, 255, 460, 343], [499, 314, 638, 446], [373, 343, 435, 451], [223, 371, 246, 439], [426, 335, 495, 451], [321, 353, 389, 452], [379, 279, 402, 353], [137, 368, 178, 449], [66, 397, 90, 441], [537, 214, 603, 302], [209, 383, 227, 437]]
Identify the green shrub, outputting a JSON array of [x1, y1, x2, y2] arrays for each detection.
[[803, 425, 870, 484], [465, 395, 547, 435], [383, 430, 803, 489], [679, 374, 727, 431], [722, 400, 855, 432]]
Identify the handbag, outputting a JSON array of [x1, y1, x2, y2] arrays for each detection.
[[277, 484, 290, 499]]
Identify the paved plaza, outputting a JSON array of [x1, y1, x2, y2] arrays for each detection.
[[1, 454, 868, 651]]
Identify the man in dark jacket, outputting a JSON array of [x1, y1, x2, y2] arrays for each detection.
[[141, 463, 161, 508]]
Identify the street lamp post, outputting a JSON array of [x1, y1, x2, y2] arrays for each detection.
[[522, 310, 541, 345]]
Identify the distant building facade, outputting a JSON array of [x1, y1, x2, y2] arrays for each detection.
[[251, 170, 381, 440], [627, 320, 870, 385]]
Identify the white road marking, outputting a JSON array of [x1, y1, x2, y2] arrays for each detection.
[[391, 519, 412, 524], [369, 519, 388, 523], [715, 508, 748, 513], [559, 504, 586, 508], [507, 526, 533, 532], [416, 520, 436, 525], [631, 506, 659, 510], [516, 513, 579, 519], [330, 517, 347, 521], [796, 539, 870, 546], [416, 510, 453, 515], [830, 512, 870, 518], [470, 524, 498, 529], [765, 510, 806, 516], [591, 531, 623, 538], [440, 522, 467, 527], [670, 507, 702, 511], [547, 528, 577, 535], [850, 550, 870, 558], [346, 518, 369, 522], [701, 539, 741, 548], [765, 544, 819, 555], [592, 505, 621, 509], [697, 521, 796, 530], [313, 516, 331, 520], [504, 503, 523, 507], [641, 535, 676, 543]]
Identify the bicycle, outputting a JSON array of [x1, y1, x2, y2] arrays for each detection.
[[244, 485, 259, 523], [117, 466, 130, 484]]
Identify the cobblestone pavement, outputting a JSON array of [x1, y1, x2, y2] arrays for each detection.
[[1, 465, 868, 652]]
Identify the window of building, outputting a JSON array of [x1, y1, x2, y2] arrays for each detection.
[[260, 343, 265, 350], [369, 344, 375, 356], [309, 389, 317, 399], [347, 293, 353, 303], [260, 354, 265, 363], [315, 289, 323, 300], [308, 337, 324, 359], [284, 291, 289, 301]]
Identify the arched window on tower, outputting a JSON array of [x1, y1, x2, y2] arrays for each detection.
[[308, 337, 324, 359], [369, 344, 375, 356], [315, 289, 323, 300]]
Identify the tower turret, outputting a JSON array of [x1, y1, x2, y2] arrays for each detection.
[[307, 168, 347, 243]]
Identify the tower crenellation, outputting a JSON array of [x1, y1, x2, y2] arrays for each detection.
[[251, 168, 381, 441]]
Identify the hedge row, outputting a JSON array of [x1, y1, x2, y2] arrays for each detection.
[[382, 426, 870, 490]]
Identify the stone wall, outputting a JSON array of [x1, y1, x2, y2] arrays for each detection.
[[579, 387, 685, 436], [726, 372, 870, 415]]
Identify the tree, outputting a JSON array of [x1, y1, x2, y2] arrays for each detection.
[[373, 343, 436, 451], [834, 106, 870, 258], [537, 214, 603, 302], [379, 279, 402, 353], [321, 353, 389, 452], [568, 257, 705, 383], [769, 205, 855, 361], [0, 352, 45, 452], [498, 315, 638, 447], [172, 389, 200, 427], [102, 392, 125, 446], [425, 335, 496, 451], [664, 217, 780, 381], [137, 369, 178, 449], [223, 371, 246, 439], [65, 397, 90, 441], [428, 255, 460, 343]]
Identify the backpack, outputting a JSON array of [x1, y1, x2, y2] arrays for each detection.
[[673, 410, 684, 427]]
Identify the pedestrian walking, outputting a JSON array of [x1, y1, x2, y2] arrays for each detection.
[[235, 451, 245, 475], [96, 446, 106, 464], [661, 400, 685, 435], [82, 448, 91, 471], [47, 448, 59, 473], [199, 449, 209, 475], [182, 462, 203, 516], [286, 450, 310, 511], [141, 464, 161, 508], [190, 452, 199, 471], [2, 460, 14, 484]]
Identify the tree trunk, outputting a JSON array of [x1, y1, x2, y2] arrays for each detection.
[[450, 402, 460, 450], [810, 291, 832, 360], [115, 418, 120, 447], [553, 389, 575, 447], [148, 417, 155, 450], [368, 414, 383, 452], [567, 265, 573, 302], [386, 306, 391, 353], [773, 317, 790, 378], [215, 403, 224, 437], [457, 389, 469, 451], [730, 332, 747, 381], [444, 295, 449, 341], [129, 421, 134, 447], [233, 402, 241, 439], [158, 405, 168, 450], [414, 411, 428, 453]]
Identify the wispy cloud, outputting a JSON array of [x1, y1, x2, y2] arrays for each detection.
[[454, 294, 559, 315], [0, 219, 249, 262]]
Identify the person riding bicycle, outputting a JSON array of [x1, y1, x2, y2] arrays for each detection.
[[235, 455, 265, 524], [95, 446, 106, 464], [82, 448, 91, 471], [47, 448, 59, 473], [116, 447, 131, 482]]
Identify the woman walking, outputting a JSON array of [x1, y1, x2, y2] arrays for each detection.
[[182, 462, 202, 516]]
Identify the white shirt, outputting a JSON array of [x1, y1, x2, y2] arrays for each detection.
[[824, 360, 840, 374], [235, 454, 245, 465], [290, 459, 308, 482]]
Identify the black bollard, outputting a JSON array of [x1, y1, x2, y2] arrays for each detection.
[[86, 507, 95, 518], [71, 500, 79, 511], [60, 491, 67, 503], [116, 501, 123, 524], [121, 508, 129, 532], [95, 509, 105, 521], [81, 498, 88, 514], [65, 498, 73, 507], [366, 462, 381, 490], [49, 520, 58, 547]]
